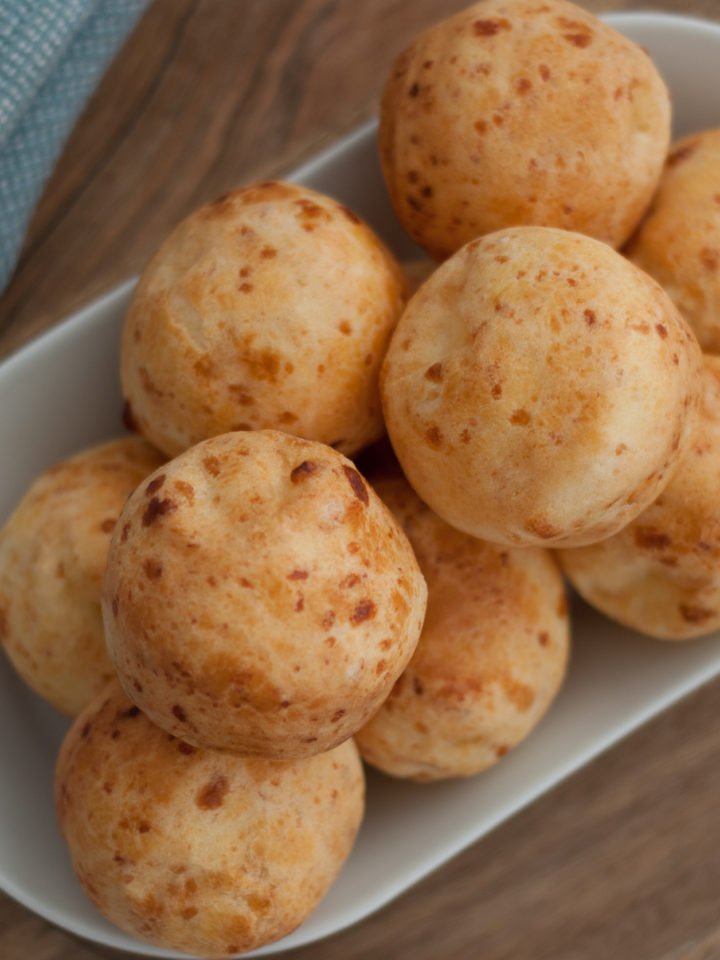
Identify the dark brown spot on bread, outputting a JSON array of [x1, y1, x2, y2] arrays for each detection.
[[426, 425, 443, 448], [137, 821, 151, 834], [340, 574, 360, 588], [584, 309, 596, 326], [516, 78, 532, 93], [679, 604, 715, 623], [181, 907, 198, 920], [634, 527, 672, 549], [100, 518, 116, 533], [279, 411, 298, 424], [121, 523, 131, 542], [288, 569, 309, 580], [425, 362, 443, 382], [496, 745, 509, 758], [142, 497, 177, 527], [339, 320, 352, 335], [322, 610, 335, 628], [178, 741, 194, 755], [538, 632, 550, 646], [202, 456, 221, 476], [260, 246, 277, 259], [290, 460, 319, 483], [295, 596, 305, 612], [351, 599, 376, 625], [473, 18, 510, 35], [146, 474, 166, 496], [539, 64, 551, 80], [82, 722, 91, 737], [294, 198, 329, 224], [196, 773, 229, 810], [342, 465, 369, 504], [409, 82, 420, 97], [564, 31, 592, 47], [143, 558, 163, 580], [239, 282, 253, 293], [510, 409, 531, 426], [656, 324, 668, 338]]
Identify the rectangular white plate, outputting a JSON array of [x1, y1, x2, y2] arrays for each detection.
[[1, 12, 720, 958]]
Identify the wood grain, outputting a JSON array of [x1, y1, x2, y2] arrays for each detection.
[[1, 1, 720, 959]]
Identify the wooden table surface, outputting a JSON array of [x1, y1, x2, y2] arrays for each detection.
[[2, 0, 720, 958]]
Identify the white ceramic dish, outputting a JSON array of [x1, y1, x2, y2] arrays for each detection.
[[2, 12, 720, 958]]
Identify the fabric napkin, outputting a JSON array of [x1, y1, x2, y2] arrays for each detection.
[[0, 0, 151, 292]]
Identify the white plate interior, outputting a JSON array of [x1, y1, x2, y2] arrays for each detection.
[[1, 12, 720, 958]]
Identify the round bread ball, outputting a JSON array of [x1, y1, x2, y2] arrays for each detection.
[[558, 357, 720, 640], [379, 0, 670, 259], [381, 226, 703, 548], [355, 471, 569, 780], [55, 681, 364, 958], [102, 430, 427, 758], [121, 180, 408, 458], [0, 437, 164, 715], [626, 129, 720, 353]]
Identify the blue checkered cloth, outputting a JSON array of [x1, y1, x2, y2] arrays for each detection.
[[0, 0, 150, 291]]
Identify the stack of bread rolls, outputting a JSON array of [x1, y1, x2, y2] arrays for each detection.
[[1, 0, 718, 956]]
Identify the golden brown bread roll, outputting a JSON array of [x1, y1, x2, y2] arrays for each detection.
[[355, 472, 569, 780], [558, 357, 720, 639], [381, 226, 703, 548], [55, 681, 364, 958], [626, 129, 720, 353], [121, 180, 408, 458], [379, 0, 671, 259], [0, 437, 164, 715], [102, 430, 427, 758]]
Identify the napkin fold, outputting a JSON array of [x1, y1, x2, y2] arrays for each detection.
[[0, 0, 150, 292]]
